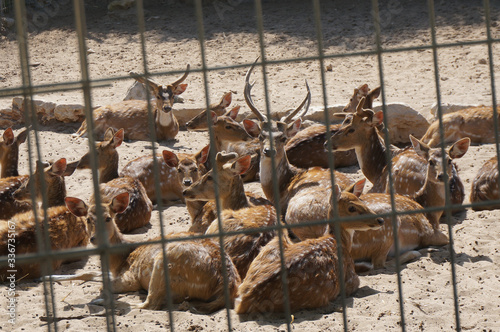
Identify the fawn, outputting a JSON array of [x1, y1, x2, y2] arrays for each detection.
[[76, 66, 189, 141], [235, 182, 384, 314], [0, 158, 89, 280], [242, 59, 354, 240], [183, 152, 276, 278], [329, 98, 466, 207], [49, 192, 241, 312], [185, 91, 233, 131], [0, 127, 27, 178], [470, 156, 500, 210], [77, 128, 153, 233], [421, 106, 499, 147], [120, 144, 210, 204]]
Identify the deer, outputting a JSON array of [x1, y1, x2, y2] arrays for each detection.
[[0, 127, 28, 178], [0, 159, 89, 281], [120, 144, 210, 204], [76, 65, 190, 141], [185, 91, 233, 131], [470, 156, 500, 211], [349, 135, 467, 270], [76, 128, 153, 233], [47, 192, 241, 312], [329, 98, 466, 209], [284, 83, 380, 169], [235, 183, 384, 314], [242, 58, 354, 240], [421, 105, 499, 147], [183, 152, 276, 278]]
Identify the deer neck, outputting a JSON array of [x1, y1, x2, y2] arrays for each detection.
[[356, 129, 387, 184], [186, 199, 207, 221], [99, 154, 120, 183], [259, 153, 299, 206], [155, 109, 178, 140], [414, 178, 445, 228], [221, 177, 248, 210], [108, 228, 133, 275], [47, 178, 67, 207], [1, 150, 19, 178]]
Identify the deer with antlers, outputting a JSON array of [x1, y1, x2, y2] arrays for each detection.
[[183, 152, 276, 278], [242, 59, 354, 240], [329, 98, 466, 208], [77, 128, 153, 233], [470, 156, 500, 211], [48, 192, 241, 312], [235, 182, 384, 313], [76, 66, 190, 141]]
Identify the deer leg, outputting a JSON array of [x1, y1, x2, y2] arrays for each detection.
[[386, 251, 422, 267], [110, 270, 142, 294], [134, 259, 168, 310], [41, 271, 107, 283]]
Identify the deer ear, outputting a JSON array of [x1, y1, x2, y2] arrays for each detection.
[[162, 150, 179, 168], [65, 197, 88, 217], [174, 83, 188, 95], [228, 106, 240, 120], [221, 92, 232, 107], [211, 111, 218, 125], [369, 86, 381, 100], [231, 155, 252, 175], [197, 145, 210, 165], [351, 179, 366, 197], [371, 110, 384, 127], [64, 160, 80, 176], [410, 135, 429, 158], [3, 128, 14, 145], [286, 118, 302, 138], [103, 127, 115, 141], [50, 158, 67, 176], [359, 84, 369, 95], [243, 119, 261, 137], [111, 192, 130, 214], [112, 129, 124, 148], [449, 137, 470, 159], [16, 129, 28, 144], [333, 184, 342, 202]]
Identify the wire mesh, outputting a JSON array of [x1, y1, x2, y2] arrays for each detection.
[[1, 0, 499, 331]]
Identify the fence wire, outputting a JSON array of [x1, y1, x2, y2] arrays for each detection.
[[1, 0, 499, 331]]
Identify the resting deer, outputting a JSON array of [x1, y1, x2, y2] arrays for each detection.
[[185, 91, 233, 130], [470, 156, 500, 210], [77, 128, 153, 233], [76, 65, 189, 141], [0, 127, 28, 178], [329, 98, 466, 208], [49, 192, 241, 312], [284, 83, 380, 169], [120, 145, 210, 204], [183, 152, 276, 278], [349, 135, 464, 270], [235, 183, 384, 314], [242, 59, 354, 240], [0, 159, 89, 281], [421, 106, 499, 147]]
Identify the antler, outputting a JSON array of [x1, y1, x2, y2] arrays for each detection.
[[129, 71, 160, 91], [244, 57, 267, 122], [171, 64, 190, 87], [281, 80, 311, 123]]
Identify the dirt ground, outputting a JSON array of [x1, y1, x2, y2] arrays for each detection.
[[1, 0, 500, 331]]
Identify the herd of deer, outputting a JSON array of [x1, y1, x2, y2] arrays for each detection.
[[1, 58, 499, 315]]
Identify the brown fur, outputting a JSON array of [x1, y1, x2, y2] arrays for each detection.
[[0, 176, 30, 220], [0, 128, 27, 178], [185, 91, 232, 130], [470, 156, 500, 210]]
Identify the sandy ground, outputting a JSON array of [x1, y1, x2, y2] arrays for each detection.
[[1, 0, 500, 331]]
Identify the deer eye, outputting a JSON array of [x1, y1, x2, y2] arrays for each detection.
[[347, 128, 355, 134], [348, 206, 356, 213], [448, 159, 452, 165], [206, 175, 213, 181], [225, 125, 232, 130], [429, 160, 435, 166], [105, 217, 112, 223]]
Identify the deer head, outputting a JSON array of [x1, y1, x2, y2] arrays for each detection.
[[0, 127, 28, 178], [342, 84, 381, 113], [162, 145, 210, 189], [185, 92, 233, 130]]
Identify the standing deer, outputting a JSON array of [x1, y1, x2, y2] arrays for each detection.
[[120, 145, 210, 204], [76, 65, 190, 141], [77, 128, 153, 233], [0, 127, 28, 178], [421, 106, 499, 147], [183, 152, 276, 278], [49, 192, 241, 312], [470, 156, 500, 210], [242, 59, 354, 240], [235, 183, 384, 314], [329, 98, 466, 208], [185, 91, 233, 130]]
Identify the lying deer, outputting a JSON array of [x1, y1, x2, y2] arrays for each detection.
[[76, 66, 189, 141], [0, 127, 27, 178], [421, 105, 499, 147], [185, 91, 233, 130], [0, 159, 89, 281], [77, 128, 153, 233], [183, 152, 276, 278], [284, 83, 380, 169], [49, 192, 241, 312], [470, 156, 500, 210], [120, 144, 210, 204], [329, 98, 466, 207], [235, 183, 384, 313], [242, 59, 354, 240], [350, 135, 463, 270]]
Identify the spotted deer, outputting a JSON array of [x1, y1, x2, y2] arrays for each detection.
[[235, 183, 384, 314], [183, 152, 276, 278], [329, 98, 466, 207], [421, 106, 499, 147], [120, 144, 210, 204], [284, 83, 380, 169], [77, 128, 153, 233], [242, 59, 354, 240], [76, 65, 189, 141], [185, 91, 233, 130], [0, 127, 28, 178], [470, 156, 500, 210], [49, 192, 241, 312]]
